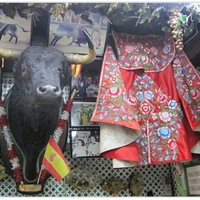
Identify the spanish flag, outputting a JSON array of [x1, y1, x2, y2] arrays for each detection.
[[70, 64, 82, 78], [42, 136, 70, 182]]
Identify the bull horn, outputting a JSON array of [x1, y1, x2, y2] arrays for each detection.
[[0, 24, 22, 60], [65, 29, 96, 65]]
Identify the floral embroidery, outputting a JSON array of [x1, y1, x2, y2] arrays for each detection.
[[157, 127, 171, 138], [159, 111, 172, 122], [172, 51, 200, 121], [168, 139, 177, 149], [168, 100, 177, 109], [92, 33, 200, 166], [125, 45, 134, 53], [112, 30, 175, 71]]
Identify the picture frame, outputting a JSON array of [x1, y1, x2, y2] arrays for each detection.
[[70, 101, 99, 127], [71, 70, 100, 100], [184, 162, 200, 196], [70, 130, 100, 158], [48, 9, 108, 56], [0, 9, 31, 50]]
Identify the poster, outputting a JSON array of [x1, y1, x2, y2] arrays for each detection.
[[184, 162, 200, 196]]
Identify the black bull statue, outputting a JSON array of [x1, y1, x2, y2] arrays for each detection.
[[0, 24, 96, 193]]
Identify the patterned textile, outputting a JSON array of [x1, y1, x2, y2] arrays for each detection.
[[91, 31, 200, 168]]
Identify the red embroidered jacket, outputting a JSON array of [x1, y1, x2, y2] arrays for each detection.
[[91, 31, 200, 167]]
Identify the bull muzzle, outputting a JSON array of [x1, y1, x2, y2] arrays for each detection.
[[37, 84, 62, 101], [0, 25, 96, 64]]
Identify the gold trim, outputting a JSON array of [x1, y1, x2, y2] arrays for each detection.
[[19, 182, 42, 192]]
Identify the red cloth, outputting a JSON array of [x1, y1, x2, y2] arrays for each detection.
[[91, 31, 200, 166]]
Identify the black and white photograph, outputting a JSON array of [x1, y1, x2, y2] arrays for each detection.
[[70, 101, 99, 127], [71, 71, 100, 99], [70, 130, 100, 158], [49, 9, 108, 56]]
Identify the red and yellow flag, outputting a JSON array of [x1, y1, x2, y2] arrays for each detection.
[[70, 64, 82, 78], [42, 137, 70, 182]]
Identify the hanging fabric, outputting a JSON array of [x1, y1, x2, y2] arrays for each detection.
[[91, 30, 200, 168]]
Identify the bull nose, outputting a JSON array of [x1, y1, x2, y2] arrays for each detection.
[[37, 85, 61, 98]]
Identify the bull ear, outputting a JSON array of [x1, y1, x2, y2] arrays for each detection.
[[65, 29, 96, 65], [0, 24, 22, 60]]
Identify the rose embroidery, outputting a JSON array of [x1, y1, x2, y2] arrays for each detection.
[[107, 87, 122, 98], [110, 76, 118, 83], [125, 45, 134, 53], [140, 102, 151, 115], [159, 111, 172, 122], [168, 139, 177, 149], [157, 93, 167, 103], [150, 47, 158, 55], [190, 89, 199, 100]]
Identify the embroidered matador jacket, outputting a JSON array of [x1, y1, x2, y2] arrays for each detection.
[[91, 30, 200, 168]]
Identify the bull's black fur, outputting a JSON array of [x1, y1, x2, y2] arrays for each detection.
[[6, 46, 71, 181]]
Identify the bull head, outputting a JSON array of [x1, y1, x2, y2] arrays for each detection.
[[0, 24, 97, 193], [0, 27, 96, 64]]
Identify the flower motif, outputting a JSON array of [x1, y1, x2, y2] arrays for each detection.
[[136, 92, 143, 101], [168, 100, 177, 109], [168, 139, 177, 149], [190, 89, 200, 100], [163, 45, 171, 54], [125, 45, 134, 53], [107, 87, 122, 98], [140, 102, 151, 115], [144, 91, 154, 100], [110, 76, 118, 83], [150, 47, 158, 55], [157, 93, 167, 103], [187, 79, 193, 86], [128, 95, 137, 105], [157, 127, 171, 138], [177, 68, 184, 75], [159, 111, 172, 122]]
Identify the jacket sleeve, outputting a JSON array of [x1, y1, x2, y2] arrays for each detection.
[[172, 50, 200, 132]]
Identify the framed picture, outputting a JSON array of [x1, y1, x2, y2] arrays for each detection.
[[48, 9, 108, 56], [70, 130, 100, 158], [71, 71, 100, 100], [0, 9, 31, 50], [184, 162, 200, 196], [70, 101, 99, 127]]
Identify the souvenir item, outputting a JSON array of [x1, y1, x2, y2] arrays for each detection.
[[101, 177, 129, 196], [65, 165, 102, 190], [129, 174, 144, 196]]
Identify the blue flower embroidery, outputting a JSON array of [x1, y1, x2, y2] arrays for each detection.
[[163, 45, 171, 53], [177, 68, 184, 75], [144, 91, 154, 100], [157, 127, 170, 138], [136, 92, 143, 101], [168, 100, 177, 109]]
